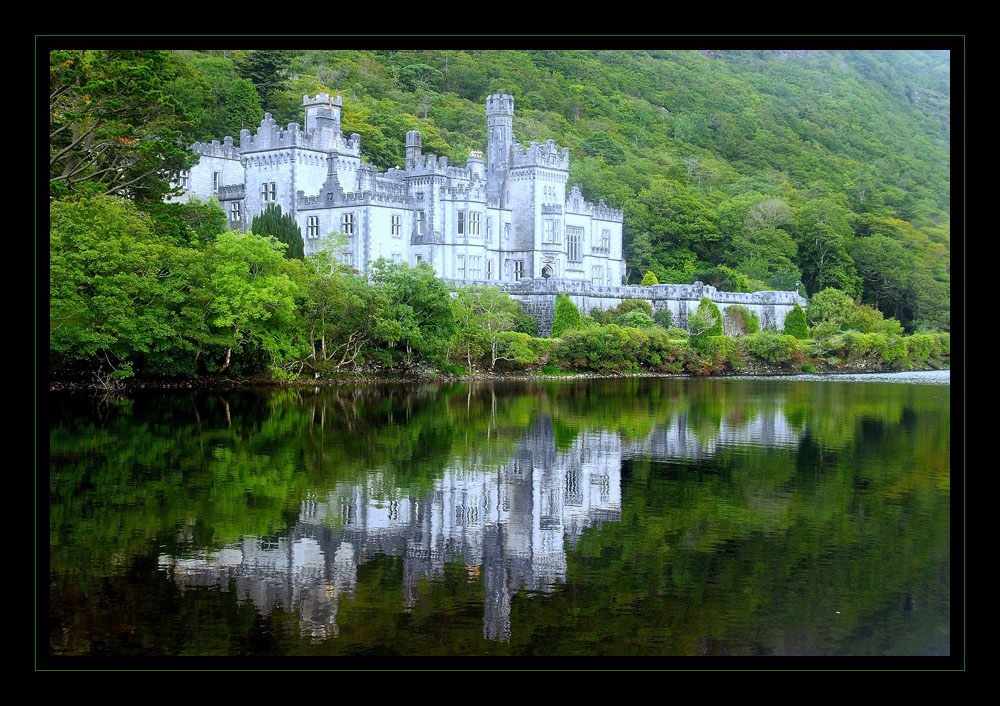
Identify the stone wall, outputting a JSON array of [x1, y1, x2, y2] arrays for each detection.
[[492, 278, 806, 337]]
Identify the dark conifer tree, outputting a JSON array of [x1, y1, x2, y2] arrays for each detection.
[[250, 204, 304, 260]]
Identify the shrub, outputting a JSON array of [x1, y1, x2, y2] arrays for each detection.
[[653, 308, 673, 328], [616, 311, 655, 329], [619, 299, 653, 316], [848, 304, 884, 333], [706, 335, 744, 371], [783, 302, 808, 339], [807, 288, 855, 328], [722, 305, 754, 336], [665, 327, 689, 340], [641, 270, 659, 286], [688, 297, 722, 352], [743, 331, 806, 366], [550, 293, 582, 338]]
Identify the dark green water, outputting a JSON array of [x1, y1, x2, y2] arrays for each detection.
[[48, 373, 951, 657]]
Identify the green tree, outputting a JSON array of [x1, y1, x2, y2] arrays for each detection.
[[688, 297, 722, 352], [551, 293, 583, 338], [783, 302, 808, 339], [641, 271, 659, 286], [298, 248, 399, 374], [220, 79, 264, 138], [653, 308, 673, 329], [196, 230, 305, 374], [49, 49, 195, 202], [369, 260, 456, 369], [806, 288, 856, 329], [238, 50, 290, 112], [49, 196, 188, 377], [250, 204, 304, 260], [580, 131, 626, 165]]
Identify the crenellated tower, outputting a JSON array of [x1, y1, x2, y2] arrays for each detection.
[[486, 93, 515, 206]]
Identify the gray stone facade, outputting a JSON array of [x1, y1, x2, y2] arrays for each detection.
[[171, 93, 625, 286]]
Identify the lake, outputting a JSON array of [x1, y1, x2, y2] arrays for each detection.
[[48, 373, 951, 658]]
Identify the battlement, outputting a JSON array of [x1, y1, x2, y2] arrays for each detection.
[[191, 136, 240, 160], [303, 93, 343, 108], [564, 184, 623, 222], [405, 153, 450, 176], [486, 93, 514, 116], [238, 113, 360, 156], [510, 139, 570, 170]]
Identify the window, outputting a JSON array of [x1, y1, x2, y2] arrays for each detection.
[[178, 170, 190, 189], [469, 256, 482, 280], [341, 212, 354, 236], [261, 182, 276, 202], [592, 266, 604, 285], [543, 219, 553, 244], [391, 253, 403, 264], [339, 252, 354, 267], [457, 211, 465, 235], [230, 202, 241, 221], [486, 259, 493, 280], [307, 216, 319, 239], [514, 260, 524, 281], [415, 255, 423, 264], [391, 214, 402, 237], [602, 229, 611, 251], [504, 223, 511, 240], [417, 211, 426, 236], [213, 172, 220, 192], [567, 227, 583, 262], [486, 217, 493, 242], [457, 255, 465, 279], [470, 212, 481, 235]]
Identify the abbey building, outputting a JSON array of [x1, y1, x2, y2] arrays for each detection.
[[172, 93, 625, 286]]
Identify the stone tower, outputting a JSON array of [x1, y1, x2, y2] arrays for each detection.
[[405, 130, 422, 170], [486, 93, 515, 206]]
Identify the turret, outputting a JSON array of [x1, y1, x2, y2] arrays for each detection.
[[467, 150, 485, 179], [486, 93, 515, 204], [486, 93, 514, 173], [303, 93, 342, 134], [405, 130, 422, 170]]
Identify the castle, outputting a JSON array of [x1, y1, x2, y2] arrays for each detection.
[[172, 93, 625, 286], [172, 92, 807, 334]]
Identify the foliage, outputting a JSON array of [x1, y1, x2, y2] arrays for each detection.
[[688, 297, 723, 352], [742, 331, 806, 367], [806, 288, 856, 328], [369, 260, 456, 369], [49, 49, 195, 202], [298, 248, 400, 374], [49, 196, 187, 377], [721, 305, 754, 337], [238, 50, 290, 118], [783, 302, 808, 339], [615, 311, 655, 329], [250, 203, 304, 260], [551, 293, 583, 338], [706, 335, 744, 371], [640, 270, 659, 286], [653, 308, 673, 329]]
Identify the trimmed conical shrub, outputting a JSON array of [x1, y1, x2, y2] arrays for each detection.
[[551, 293, 582, 338], [783, 302, 808, 339]]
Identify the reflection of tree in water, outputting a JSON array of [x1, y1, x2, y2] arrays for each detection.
[[50, 378, 950, 654]]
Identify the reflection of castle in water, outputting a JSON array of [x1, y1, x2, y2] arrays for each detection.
[[159, 406, 802, 641]]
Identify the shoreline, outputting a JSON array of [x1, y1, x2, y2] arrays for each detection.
[[47, 365, 949, 392]]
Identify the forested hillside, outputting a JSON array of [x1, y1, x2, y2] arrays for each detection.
[[158, 48, 950, 332]]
